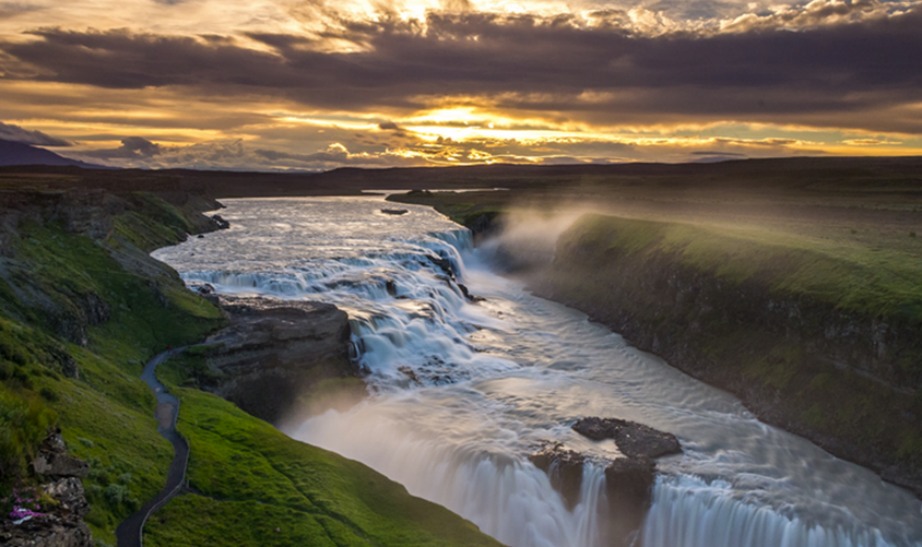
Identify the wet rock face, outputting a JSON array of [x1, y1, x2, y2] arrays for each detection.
[[528, 443, 586, 509], [210, 214, 230, 230], [572, 417, 682, 459], [529, 417, 682, 547], [603, 457, 656, 546], [199, 296, 358, 424]]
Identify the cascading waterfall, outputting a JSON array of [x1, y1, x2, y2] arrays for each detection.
[[642, 476, 893, 547], [153, 196, 922, 547]]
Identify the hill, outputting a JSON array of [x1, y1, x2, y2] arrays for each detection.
[[0, 140, 101, 169]]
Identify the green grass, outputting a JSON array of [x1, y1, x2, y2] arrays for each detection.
[[145, 361, 499, 546], [0, 192, 225, 543], [566, 214, 922, 321], [388, 190, 508, 229]]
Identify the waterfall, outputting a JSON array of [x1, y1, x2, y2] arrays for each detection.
[[642, 475, 895, 547], [292, 404, 611, 547], [153, 197, 922, 547]]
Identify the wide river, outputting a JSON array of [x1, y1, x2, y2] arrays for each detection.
[[153, 196, 922, 547]]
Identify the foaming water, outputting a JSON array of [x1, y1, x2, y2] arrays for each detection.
[[154, 197, 922, 547]]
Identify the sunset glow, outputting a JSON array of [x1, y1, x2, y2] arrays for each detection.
[[1, 0, 920, 170]]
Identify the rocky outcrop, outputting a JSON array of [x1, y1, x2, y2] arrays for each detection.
[[32, 433, 89, 479], [572, 417, 682, 459], [530, 417, 682, 546], [193, 296, 359, 424], [603, 457, 655, 545], [1, 432, 92, 547], [528, 443, 586, 509]]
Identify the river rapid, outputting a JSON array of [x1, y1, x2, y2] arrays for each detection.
[[153, 196, 922, 547]]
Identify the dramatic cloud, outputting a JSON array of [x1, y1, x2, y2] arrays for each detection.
[[4, 9, 920, 134], [0, 120, 71, 146], [0, 0, 920, 169], [80, 136, 163, 159]]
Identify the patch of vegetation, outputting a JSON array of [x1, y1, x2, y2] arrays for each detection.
[[145, 362, 499, 547]]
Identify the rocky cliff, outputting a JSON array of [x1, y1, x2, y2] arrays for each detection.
[[176, 295, 360, 424]]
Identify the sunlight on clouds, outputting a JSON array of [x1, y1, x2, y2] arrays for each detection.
[[1, 2, 920, 170], [5, 0, 911, 43]]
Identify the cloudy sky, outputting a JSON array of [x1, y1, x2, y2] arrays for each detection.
[[0, 0, 920, 170]]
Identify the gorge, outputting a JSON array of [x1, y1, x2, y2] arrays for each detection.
[[153, 195, 922, 547]]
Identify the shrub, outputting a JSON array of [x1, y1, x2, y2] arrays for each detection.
[[0, 388, 57, 488]]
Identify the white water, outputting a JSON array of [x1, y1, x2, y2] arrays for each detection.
[[154, 196, 922, 547]]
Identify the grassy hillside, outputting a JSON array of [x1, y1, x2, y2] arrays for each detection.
[[146, 355, 498, 546], [0, 191, 225, 543], [566, 214, 922, 325]]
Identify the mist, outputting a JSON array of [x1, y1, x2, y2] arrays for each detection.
[[478, 206, 594, 273]]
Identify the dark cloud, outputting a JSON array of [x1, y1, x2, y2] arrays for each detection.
[[2, 8, 921, 133], [81, 136, 163, 159], [0, 1, 43, 19], [0, 121, 71, 146], [68, 138, 424, 171], [378, 121, 402, 131]]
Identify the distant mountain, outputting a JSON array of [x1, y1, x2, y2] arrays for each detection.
[[0, 139, 101, 168]]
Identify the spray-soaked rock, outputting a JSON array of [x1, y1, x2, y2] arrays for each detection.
[[528, 443, 586, 509], [604, 456, 656, 546]]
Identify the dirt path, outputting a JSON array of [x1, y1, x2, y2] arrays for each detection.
[[116, 348, 189, 547]]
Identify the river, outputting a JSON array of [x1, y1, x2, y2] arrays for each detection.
[[152, 196, 922, 547]]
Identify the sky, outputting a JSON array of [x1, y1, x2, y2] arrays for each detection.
[[0, 0, 920, 170]]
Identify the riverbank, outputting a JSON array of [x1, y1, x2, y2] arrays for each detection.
[[0, 186, 497, 545]]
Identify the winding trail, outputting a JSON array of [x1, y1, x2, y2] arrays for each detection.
[[116, 348, 189, 547]]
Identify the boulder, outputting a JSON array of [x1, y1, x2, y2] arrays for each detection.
[[572, 417, 681, 459], [210, 214, 230, 229], [3, 433, 92, 546]]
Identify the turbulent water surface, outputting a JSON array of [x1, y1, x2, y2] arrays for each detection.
[[153, 196, 922, 547]]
